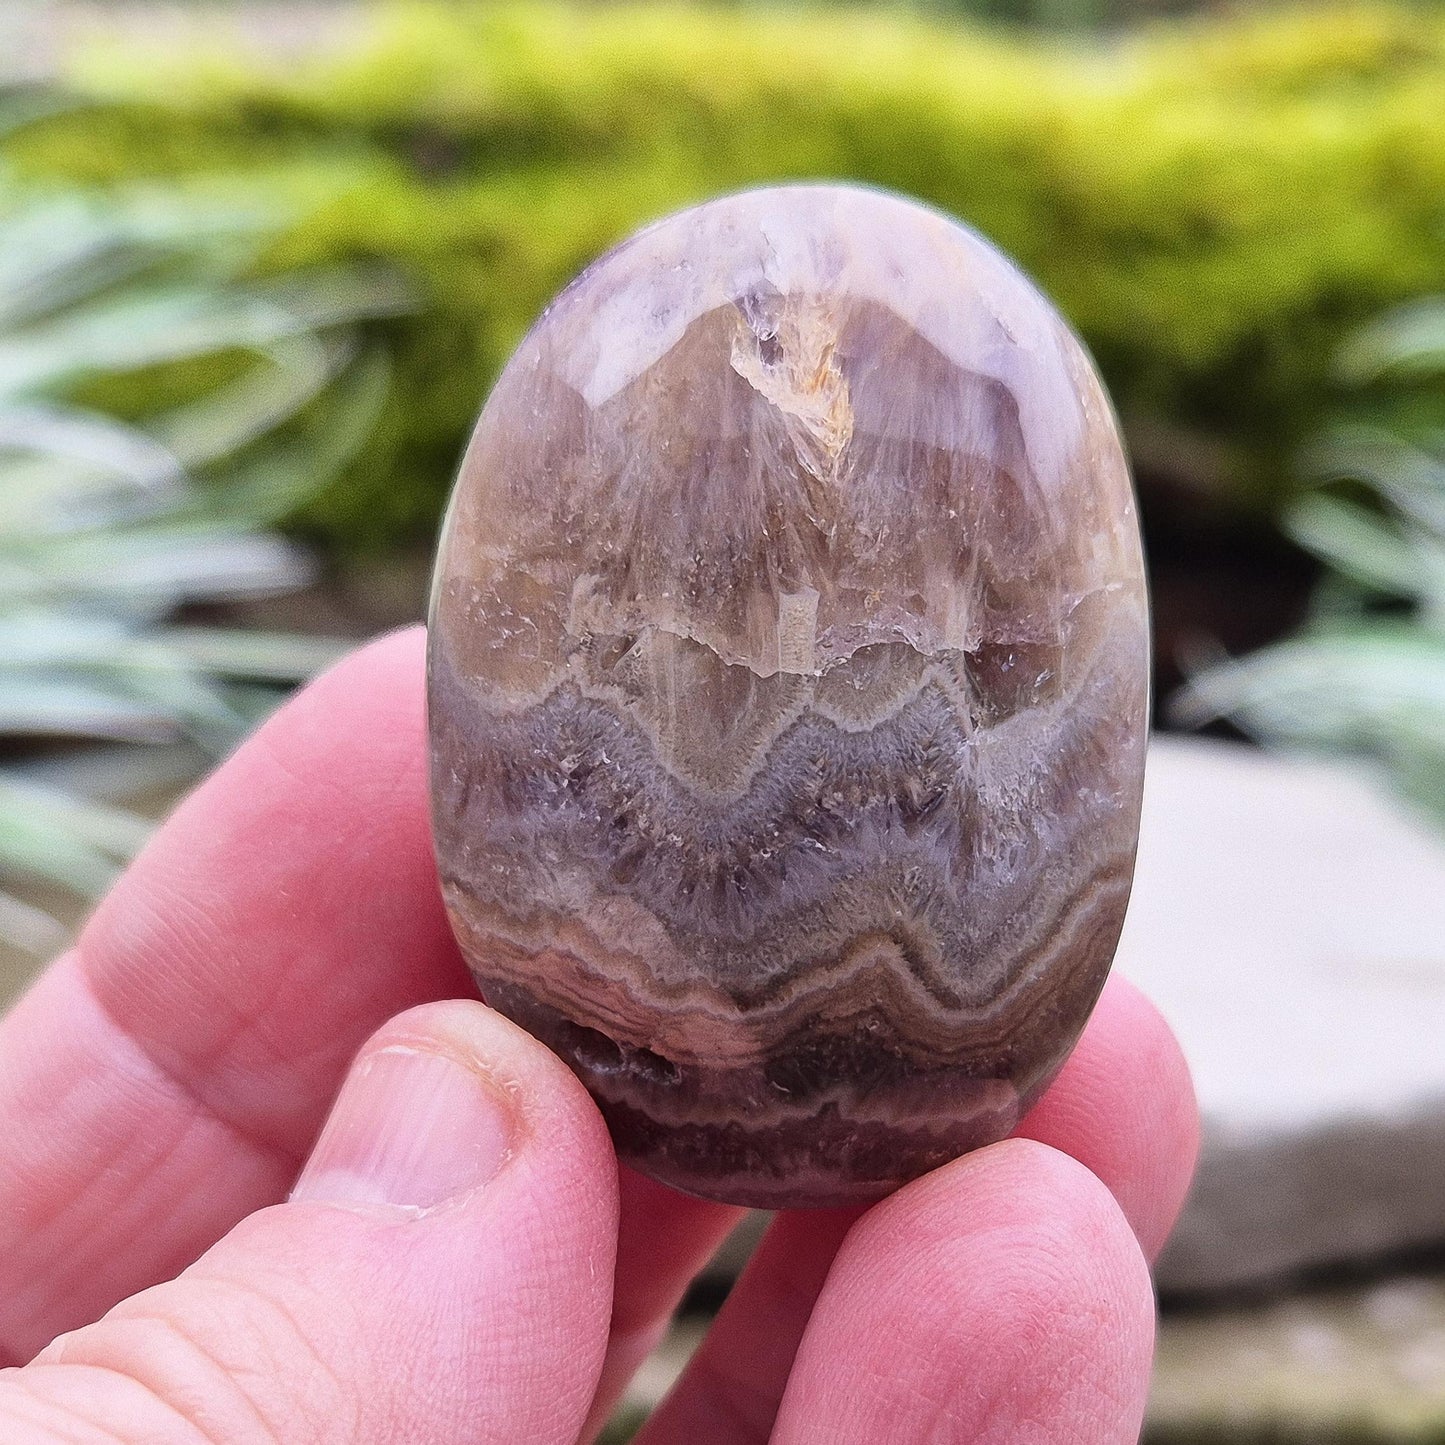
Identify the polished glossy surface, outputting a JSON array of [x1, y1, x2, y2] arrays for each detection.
[[429, 184, 1148, 1207]]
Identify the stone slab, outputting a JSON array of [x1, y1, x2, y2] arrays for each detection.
[[1148, 1275, 1445, 1442], [1118, 737, 1445, 1294]]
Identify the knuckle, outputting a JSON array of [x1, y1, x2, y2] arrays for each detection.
[[0, 1356, 204, 1444], [37, 1273, 357, 1445]]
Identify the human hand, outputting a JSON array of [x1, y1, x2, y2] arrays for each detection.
[[0, 628, 1197, 1444]]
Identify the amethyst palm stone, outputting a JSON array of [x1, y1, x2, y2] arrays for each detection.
[[428, 184, 1148, 1208]]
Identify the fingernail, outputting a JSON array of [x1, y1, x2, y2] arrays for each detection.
[[292, 1044, 515, 1214]]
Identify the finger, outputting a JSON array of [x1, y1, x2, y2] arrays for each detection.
[[0, 626, 474, 1362], [638, 971, 1194, 1445], [1015, 972, 1199, 1261], [582, 1174, 743, 1441], [0, 1000, 619, 1445], [771, 1139, 1154, 1444], [635, 1207, 860, 1445]]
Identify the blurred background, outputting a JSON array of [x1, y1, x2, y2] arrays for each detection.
[[2, 0, 1444, 1439]]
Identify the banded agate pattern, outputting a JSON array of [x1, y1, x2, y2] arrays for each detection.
[[428, 185, 1148, 1208]]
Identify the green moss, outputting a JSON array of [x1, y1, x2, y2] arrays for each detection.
[[13, 2, 1445, 550]]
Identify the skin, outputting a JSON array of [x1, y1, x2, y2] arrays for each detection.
[[0, 627, 1198, 1444]]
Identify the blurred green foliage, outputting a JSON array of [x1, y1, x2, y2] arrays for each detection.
[[1176, 296, 1445, 824], [0, 162, 405, 953], [7, 1, 1445, 551]]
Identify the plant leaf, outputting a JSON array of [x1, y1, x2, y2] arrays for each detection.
[[1336, 298, 1445, 385], [1285, 493, 1429, 598]]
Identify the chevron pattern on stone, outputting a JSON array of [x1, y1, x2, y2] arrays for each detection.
[[429, 184, 1149, 1207]]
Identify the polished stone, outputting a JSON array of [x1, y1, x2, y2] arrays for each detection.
[[428, 184, 1149, 1207]]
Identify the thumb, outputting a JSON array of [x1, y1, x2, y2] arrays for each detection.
[[0, 1000, 620, 1444]]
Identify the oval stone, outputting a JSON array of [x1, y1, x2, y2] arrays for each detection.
[[428, 184, 1149, 1208]]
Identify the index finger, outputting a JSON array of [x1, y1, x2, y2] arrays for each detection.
[[0, 626, 474, 1362]]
